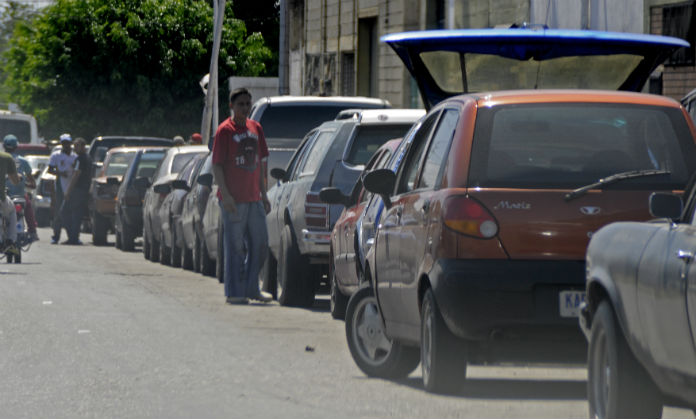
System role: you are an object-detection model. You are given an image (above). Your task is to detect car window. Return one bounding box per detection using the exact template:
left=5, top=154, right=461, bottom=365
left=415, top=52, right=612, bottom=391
left=345, top=124, right=414, bottom=166
left=357, top=148, right=393, bottom=204
left=177, top=157, right=197, bottom=182
left=171, top=153, right=199, bottom=175
left=469, top=103, right=696, bottom=189
left=297, top=130, right=335, bottom=178
left=418, top=109, right=459, bottom=189
left=136, top=151, right=166, bottom=180
left=104, top=152, right=136, bottom=177
left=259, top=105, right=361, bottom=140
left=396, top=112, right=440, bottom=194
left=285, top=130, right=317, bottom=181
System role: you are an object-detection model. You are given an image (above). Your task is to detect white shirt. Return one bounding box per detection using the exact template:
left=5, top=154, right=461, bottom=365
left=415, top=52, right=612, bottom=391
left=49, top=149, right=77, bottom=193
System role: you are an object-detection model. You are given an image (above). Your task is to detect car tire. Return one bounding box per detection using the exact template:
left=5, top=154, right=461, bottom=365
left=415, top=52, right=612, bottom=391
left=216, top=223, right=224, bottom=283
left=171, top=229, right=181, bottom=268
left=121, top=221, right=135, bottom=252
left=277, top=224, right=314, bottom=307
left=115, top=229, right=122, bottom=250
left=150, top=233, right=160, bottom=263
left=182, top=245, right=193, bottom=270
left=260, top=247, right=277, bottom=299
left=143, top=230, right=151, bottom=259
left=588, top=300, right=663, bottom=419
left=330, top=259, right=348, bottom=320
left=159, top=231, right=171, bottom=266
left=345, top=286, right=420, bottom=378
left=421, top=288, right=466, bottom=394
left=92, top=212, right=108, bottom=246
left=193, top=234, right=202, bottom=273
left=200, top=237, right=215, bottom=276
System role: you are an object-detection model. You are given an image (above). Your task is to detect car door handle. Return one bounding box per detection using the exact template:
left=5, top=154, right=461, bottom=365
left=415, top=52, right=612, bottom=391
left=677, top=249, right=694, bottom=263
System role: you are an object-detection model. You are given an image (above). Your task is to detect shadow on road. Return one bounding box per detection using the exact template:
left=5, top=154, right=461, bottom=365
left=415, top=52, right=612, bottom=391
left=391, top=376, right=587, bottom=400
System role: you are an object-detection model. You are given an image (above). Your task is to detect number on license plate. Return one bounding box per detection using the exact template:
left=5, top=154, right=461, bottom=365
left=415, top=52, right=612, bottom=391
left=559, top=290, right=586, bottom=318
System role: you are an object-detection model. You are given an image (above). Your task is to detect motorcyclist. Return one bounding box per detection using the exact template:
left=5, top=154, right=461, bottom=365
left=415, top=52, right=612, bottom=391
left=3, top=134, right=39, bottom=242
left=0, top=144, right=20, bottom=251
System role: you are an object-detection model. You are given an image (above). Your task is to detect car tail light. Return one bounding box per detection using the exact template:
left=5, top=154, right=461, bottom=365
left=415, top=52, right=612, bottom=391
left=305, top=191, right=328, bottom=229
left=14, top=203, right=23, bottom=213
left=443, top=195, right=498, bottom=239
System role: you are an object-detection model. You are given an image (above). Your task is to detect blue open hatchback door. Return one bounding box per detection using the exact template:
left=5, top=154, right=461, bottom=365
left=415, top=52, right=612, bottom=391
left=382, top=28, right=689, bottom=108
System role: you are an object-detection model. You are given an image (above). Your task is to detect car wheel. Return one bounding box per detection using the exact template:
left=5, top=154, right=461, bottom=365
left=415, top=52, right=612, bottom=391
left=421, top=288, right=466, bottom=394
left=200, top=237, right=215, bottom=276
left=345, top=286, right=419, bottom=378
left=277, top=224, right=314, bottom=307
left=115, top=229, right=122, bottom=250
left=216, top=223, right=224, bottom=283
left=121, top=221, right=135, bottom=252
left=182, top=244, right=193, bottom=270
left=170, top=229, right=181, bottom=268
left=150, top=233, right=160, bottom=263
left=159, top=231, right=171, bottom=266
left=588, top=300, right=663, bottom=419
left=92, top=212, right=108, bottom=245
left=330, top=259, right=348, bottom=320
left=260, top=247, right=277, bottom=299
left=143, top=230, right=151, bottom=259
left=193, top=234, right=201, bottom=273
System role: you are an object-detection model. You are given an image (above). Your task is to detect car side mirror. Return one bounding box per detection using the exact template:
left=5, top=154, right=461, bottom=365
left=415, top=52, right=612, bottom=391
left=319, top=187, right=349, bottom=206
left=153, top=183, right=171, bottom=195
left=197, top=173, right=213, bottom=188
left=649, top=192, right=682, bottom=221
left=106, top=176, right=120, bottom=186
left=363, top=169, right=395, bottom=209
left=134, top=176, right=151, bottom=189
left=171, top=179, right=190, bottom=191
left=270, top=167, right=286, bottom=181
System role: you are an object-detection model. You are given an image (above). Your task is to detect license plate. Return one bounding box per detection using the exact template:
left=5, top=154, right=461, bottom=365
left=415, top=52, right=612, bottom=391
left=559, top=290, right=586, bottom=318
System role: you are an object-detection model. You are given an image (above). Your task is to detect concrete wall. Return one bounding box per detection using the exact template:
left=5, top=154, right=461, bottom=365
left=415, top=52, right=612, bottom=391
left=227, top=77, right=279, bottom=101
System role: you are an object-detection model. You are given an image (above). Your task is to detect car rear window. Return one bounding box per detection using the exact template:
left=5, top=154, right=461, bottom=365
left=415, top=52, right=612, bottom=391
left=258, top=105, right=367, bottom=143
left=136, top=151, right=166, bottom=179
left=104, top=152, right=136, bottom=176
left=171, top=152, right=203, bottom=175
left=469, top=103, right=696, bottom=189
left=344, top=124, right=414, bottom=166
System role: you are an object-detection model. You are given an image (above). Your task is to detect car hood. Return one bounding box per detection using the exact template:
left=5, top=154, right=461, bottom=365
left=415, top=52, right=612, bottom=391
left=382, top=28, right=689, bottom=109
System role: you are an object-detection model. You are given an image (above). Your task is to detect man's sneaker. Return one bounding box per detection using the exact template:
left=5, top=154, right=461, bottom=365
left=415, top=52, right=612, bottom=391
left=250, top=291, right=273, bottom=303
left=29, top=232, right=39, bottom=242
left=226, top=296, right=249, bottom=305
left=50, top=237, right=59, bottom=245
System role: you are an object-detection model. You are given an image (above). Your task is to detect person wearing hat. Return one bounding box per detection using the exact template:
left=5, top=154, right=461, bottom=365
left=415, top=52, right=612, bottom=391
left=173, top=135, right=185, bottom=146
left=189, top=133, right=202, bottom=145
left=3, top=134, right=39, bottom=242
left=47, top=133, right=77, bottom=244
left=61, top=137, right=92, bottom=245
left=0, top=137, right=21, bottom=251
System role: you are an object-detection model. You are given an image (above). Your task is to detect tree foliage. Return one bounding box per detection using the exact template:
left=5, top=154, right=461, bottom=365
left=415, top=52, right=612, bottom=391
left=0, top=1, right=38, bottom=106
left=2, top=0, right=272, bottom=140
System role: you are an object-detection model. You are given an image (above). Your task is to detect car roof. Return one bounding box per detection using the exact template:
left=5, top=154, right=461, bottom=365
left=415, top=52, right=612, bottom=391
left=254, top=95, right=390, bottom=107
left=463, top=89, right=682, bottom=108
left=91, top=135, right=173, bottom=142
left=335, top=108, right=426, bottom=124
left=382, top=28, right=689, bottom=109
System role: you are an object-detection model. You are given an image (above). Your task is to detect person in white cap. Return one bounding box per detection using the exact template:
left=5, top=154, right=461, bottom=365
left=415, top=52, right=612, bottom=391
left=48, top=133, right=77, bottom=244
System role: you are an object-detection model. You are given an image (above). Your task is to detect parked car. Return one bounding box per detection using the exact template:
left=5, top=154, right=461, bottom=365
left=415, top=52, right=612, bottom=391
left=32, top=165, right=54, bottom=227
left=199, top=175, right=221, bottom=278
left=262, top=108, right=424, bottom=307
left=143, top=145, right=208, bottom=262
left=319, top=137, right=404, bottom=319
left=88, top=135, right=173, bottom=177
left=180, top=153, right=213, bottom=271
left=113, top=147, right=170, bottom=251
left=89, top=147, right=139, bottom=245
left=249, top=95, right=391, bottom=182
left=343, top=28, right=693, bottom=394
left=580, top=191, right=696, bottom=418
left=157, top=152, right=207, bottom=267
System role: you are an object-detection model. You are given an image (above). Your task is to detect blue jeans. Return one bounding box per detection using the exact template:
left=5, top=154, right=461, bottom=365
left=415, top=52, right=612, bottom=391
left=220, top=200, right=268, bottom=298
left=63, top=188, right=88, bottom=243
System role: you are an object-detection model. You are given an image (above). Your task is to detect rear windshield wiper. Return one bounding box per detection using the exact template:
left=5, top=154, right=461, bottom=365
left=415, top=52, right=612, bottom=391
left=564, top=169, right=671, bottom=202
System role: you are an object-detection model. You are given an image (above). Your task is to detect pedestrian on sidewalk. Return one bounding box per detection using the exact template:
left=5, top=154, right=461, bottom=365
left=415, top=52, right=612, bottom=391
left=212, top=87, right=273, bottom=305
left=48, top=133, right=77, bottom=244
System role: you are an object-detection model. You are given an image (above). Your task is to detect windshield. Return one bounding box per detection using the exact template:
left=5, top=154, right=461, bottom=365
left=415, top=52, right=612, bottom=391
left=258, top=105, right=366, bottom=146
left=469, top=103, right=696, bottom=189
left=104, top=152, right=136, bottom=176
left=0, top=118, right=31, bottom=143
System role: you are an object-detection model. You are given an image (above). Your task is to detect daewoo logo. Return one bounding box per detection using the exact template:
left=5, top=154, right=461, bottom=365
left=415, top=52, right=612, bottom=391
left=580, top=206, right=601, bottom=215
left=493, top=201, right=531, bottom=210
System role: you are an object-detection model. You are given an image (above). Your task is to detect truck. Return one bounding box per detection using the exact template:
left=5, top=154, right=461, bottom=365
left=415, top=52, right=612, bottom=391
left=0, top=104, right=42, bottom=145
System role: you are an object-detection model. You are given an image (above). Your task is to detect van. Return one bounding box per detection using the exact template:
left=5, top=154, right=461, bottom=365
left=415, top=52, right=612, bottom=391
left=0, top=106, right=41, bottom=145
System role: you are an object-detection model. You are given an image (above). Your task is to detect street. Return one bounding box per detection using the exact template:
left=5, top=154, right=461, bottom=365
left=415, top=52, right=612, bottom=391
left=0, top=227, right=692, bottom=419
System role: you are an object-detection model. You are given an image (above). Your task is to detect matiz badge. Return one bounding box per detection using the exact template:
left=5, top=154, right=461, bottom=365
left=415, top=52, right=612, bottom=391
left=580, top=206, right=601, bottom=215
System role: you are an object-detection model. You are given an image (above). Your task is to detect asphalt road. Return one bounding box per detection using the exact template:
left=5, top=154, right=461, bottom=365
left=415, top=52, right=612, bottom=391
left=0, top=228, right=693, bottom=418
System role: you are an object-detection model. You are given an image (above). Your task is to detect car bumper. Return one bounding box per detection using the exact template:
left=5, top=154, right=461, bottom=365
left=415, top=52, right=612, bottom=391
left=300, top=228, right=330, bottom=262
left=33, top=195, right=51, bottom=210
left=95, top=198, right=116, bottom=217
left=430, top=259, right=586, bottom=342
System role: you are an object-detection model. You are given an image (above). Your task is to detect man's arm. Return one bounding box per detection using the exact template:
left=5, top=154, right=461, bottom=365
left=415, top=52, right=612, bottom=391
left=213, top=163, right=236, bottom=213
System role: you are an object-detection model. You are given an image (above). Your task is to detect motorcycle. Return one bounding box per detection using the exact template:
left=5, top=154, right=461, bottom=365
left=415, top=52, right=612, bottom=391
left=2, top=195, right=32, bottom=263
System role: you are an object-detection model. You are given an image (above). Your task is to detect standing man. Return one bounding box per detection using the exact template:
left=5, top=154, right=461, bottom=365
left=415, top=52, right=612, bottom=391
left=3, top=134, right=39, bottom=242
left=212, top=87, right=272, bottom=305
left=0, top=147, right=20, bottom=250
left=48, top=133, right=77, bottom=244
left=62, top=138, right=91, bottom=245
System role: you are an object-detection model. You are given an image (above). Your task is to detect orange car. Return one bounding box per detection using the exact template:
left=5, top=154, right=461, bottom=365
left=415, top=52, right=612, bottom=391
left=344, top=28, right=696, bottom=394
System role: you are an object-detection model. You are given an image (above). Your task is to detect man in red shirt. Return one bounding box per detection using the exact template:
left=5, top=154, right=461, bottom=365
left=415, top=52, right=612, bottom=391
left=212, top=87, right=272, bottom=305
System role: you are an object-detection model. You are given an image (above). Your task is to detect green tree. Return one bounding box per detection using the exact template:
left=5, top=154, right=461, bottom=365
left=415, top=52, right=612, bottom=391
left=232, top=0, right=278, bottom=76
left=0, top=1, right=38, bottom=106
left=2, top=0, right=272, bottom=140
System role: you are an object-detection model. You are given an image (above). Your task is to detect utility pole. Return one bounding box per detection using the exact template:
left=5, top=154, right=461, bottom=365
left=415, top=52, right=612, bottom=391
left=201, top=0, right=226, bottom=147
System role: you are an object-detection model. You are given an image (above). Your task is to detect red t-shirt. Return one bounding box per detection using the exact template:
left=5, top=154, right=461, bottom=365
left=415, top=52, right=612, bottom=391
left=212, top=117, right=269, bottom=203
